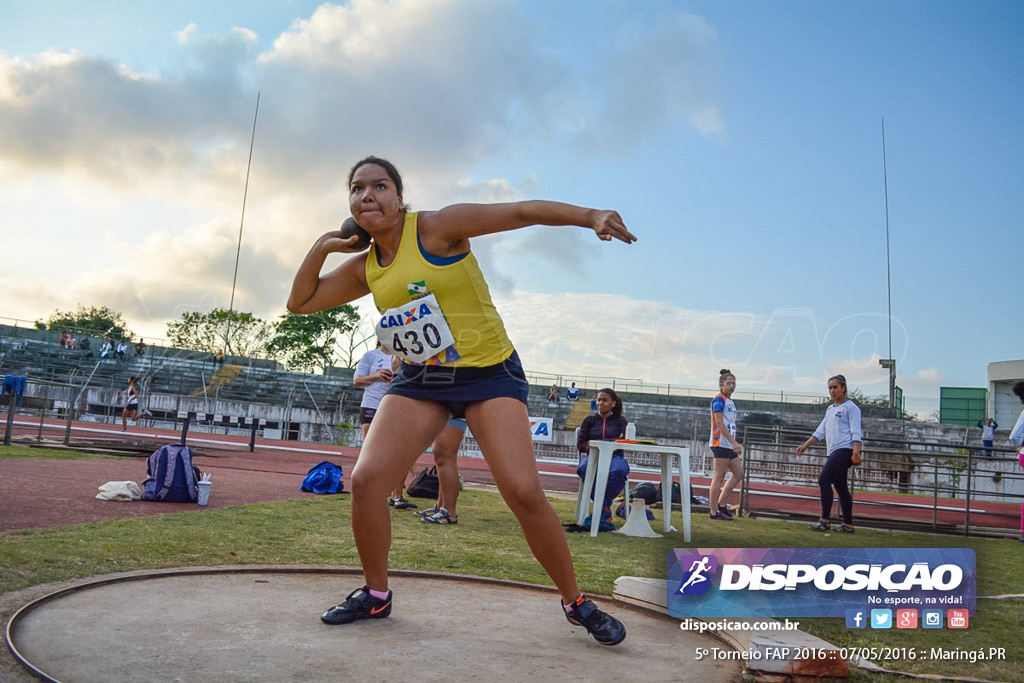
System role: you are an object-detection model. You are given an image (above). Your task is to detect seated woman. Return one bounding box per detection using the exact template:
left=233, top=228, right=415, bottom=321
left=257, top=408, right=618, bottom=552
left=576, top=388, right=630, bottom=531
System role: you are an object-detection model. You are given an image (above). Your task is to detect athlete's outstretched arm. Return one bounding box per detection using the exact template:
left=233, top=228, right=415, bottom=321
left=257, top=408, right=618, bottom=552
left=420, top=201, right=637, bottom=249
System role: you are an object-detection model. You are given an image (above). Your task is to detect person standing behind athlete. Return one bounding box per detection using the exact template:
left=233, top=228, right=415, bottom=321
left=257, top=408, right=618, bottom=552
left=1008, top=381, right=1024, bottom=543
left=977, top=417, right=999, bottom=457
left=415, top=418, right=467, bottom=525
left=576, top=388, right=629, bottom=531
left=708, top=369, right=743, bottom=521
left=796, top=375, right=862, bottom=533
left=288, top=156, right=633, bottom=645
left=353, top=343, right=416, bottom=509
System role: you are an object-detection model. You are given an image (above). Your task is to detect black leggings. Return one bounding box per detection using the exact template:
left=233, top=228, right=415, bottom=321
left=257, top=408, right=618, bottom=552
left=818, top=448, right=854, bottom=525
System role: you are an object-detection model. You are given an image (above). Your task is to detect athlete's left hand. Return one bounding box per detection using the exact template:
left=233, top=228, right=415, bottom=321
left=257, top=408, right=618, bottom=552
left=591, top=210, right=637, bottom=244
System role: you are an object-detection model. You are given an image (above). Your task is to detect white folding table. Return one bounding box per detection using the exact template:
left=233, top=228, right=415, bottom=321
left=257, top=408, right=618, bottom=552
left=575, top=440, right=691, bottom=541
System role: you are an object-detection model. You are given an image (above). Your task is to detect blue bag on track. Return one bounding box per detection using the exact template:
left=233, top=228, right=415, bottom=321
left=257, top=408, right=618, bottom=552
left=143, top=443, right=200, bottom=503
left=301, top=461, right=345, bottom=495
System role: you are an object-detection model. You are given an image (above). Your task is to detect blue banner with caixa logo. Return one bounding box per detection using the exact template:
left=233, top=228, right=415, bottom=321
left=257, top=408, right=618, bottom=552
left=667, top=548, right=975, bottom=618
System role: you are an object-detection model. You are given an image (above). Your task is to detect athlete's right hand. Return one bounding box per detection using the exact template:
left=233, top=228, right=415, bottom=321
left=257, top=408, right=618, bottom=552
left=316, top=230, right=367, bottom=254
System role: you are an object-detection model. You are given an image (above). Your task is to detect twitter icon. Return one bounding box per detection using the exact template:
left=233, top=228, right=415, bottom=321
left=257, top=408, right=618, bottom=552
left=870, top=609, right=892, bottom=629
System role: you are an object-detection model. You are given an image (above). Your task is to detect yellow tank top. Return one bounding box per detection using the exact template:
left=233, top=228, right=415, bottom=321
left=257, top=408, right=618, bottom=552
left=365, top=211, right=514, bottom=367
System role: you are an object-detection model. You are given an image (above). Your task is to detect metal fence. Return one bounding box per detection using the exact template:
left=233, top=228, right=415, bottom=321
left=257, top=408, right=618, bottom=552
left=738, top=425, right=1023, bottom=536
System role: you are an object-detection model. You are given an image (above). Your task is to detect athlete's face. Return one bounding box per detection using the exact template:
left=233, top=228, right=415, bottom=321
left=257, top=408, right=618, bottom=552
left=720, top=377, right=736, bottom=397
left=595, top=392, right=616, bottom=417
left=349, top=164, right=403, bottom=230
left=828, top=380, right=846, bottom=404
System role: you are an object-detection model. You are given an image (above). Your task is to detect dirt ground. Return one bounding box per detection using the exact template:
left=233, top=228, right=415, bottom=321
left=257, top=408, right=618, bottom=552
left=0, top=447, right=354, bottom=532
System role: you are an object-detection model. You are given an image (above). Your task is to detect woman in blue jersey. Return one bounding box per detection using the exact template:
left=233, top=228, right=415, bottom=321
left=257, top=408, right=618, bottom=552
left=708, top=369, right=743, bottom=521
left=288, top=157, right=635, bottom=645
left=796, top=375, right=863, bottom=533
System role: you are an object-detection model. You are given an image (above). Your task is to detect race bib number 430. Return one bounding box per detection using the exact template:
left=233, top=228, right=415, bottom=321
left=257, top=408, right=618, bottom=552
left=375, top=293, right=457, bottom=364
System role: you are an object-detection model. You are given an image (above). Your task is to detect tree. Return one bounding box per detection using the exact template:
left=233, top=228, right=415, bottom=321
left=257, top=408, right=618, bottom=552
left=46, top=305, right=134, bottom=339
left=166, top=308, right=273, bottom=357
left=266, top=306, right=361, bottom=373
left=815, top=388, right=913, bottom=419
left=336, top=317, right=378, bottom=369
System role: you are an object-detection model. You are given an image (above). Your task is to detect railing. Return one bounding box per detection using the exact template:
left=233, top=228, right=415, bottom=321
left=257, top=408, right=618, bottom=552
left=2, top=378, right=77, bottom=446
left=523, top=369, right=830, bottom=406
left=738, top=425, right=1024, bottom=536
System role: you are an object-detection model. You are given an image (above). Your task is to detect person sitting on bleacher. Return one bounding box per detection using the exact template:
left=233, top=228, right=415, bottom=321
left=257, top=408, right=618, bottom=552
left=576, top=387, right=630, bottom=532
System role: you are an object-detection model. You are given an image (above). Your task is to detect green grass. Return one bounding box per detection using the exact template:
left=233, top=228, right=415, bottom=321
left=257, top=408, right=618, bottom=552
left=0, top=444, right=121, bottom=460
left=2, top=449, right=1022, bottom=681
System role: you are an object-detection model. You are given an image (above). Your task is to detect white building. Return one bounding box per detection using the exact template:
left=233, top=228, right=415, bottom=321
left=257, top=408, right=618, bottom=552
left=988, top=360, right=1024, bottom=430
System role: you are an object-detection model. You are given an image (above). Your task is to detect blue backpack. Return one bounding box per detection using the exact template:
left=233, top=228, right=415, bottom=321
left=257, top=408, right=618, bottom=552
left=301, top=461, right=345, bottom=495
left=143, top=444, right=201, bottom=503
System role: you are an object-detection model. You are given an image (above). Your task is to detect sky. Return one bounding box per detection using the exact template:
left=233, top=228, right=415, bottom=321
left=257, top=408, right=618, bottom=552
left=1, top=0, right=1021, bottom=418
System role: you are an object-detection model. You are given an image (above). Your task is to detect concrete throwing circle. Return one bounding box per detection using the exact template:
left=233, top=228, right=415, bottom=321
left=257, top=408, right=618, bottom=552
left=5, top=566, right=739, bottom=682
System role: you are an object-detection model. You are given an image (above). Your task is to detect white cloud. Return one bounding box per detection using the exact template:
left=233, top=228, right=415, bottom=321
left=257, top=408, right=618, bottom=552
left=230, top=27, right=258, bottom=44
left=0, top=0, right=731, bottom=373
left=176, top=23, right=198, bottom=44
left=492, top=292, right=944, bottom=407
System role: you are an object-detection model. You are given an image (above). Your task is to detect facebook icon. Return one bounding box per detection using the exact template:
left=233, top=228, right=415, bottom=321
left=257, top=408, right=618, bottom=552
left=845, top=609, right=866, bottom=629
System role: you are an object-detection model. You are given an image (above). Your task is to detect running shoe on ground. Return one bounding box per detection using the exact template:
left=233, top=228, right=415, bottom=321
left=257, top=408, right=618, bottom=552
left=388, top=497, right=417, bottom=510
left=808, top=520, right=830, bottom=531
left=421, top=507, right=457, bottom=525
left=709, top=511, right=732, bottom=521
left=414, top=506, right=439, bottom=518
left=321, top=586, right=392, bottom=625
left=717, top=504, right=733, bottom=519
left=563, top=595, right=626, bottom=646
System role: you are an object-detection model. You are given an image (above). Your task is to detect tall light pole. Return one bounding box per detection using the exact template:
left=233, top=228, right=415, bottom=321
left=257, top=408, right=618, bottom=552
left=879, top=118, right=896, bottom=410
left=225, top=92, right=261, bottom=354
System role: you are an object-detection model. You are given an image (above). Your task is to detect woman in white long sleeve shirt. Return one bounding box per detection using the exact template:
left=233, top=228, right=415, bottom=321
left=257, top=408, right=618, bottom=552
left=1010, top=381, right=1024, bottom=543
left=796, top=375, right=862, bottom=533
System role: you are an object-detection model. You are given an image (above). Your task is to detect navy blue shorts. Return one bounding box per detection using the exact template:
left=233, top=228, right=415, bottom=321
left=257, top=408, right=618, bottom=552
left=712, top=446, right=738, bottom=460
left=386, top=350, right=529, bottom=419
